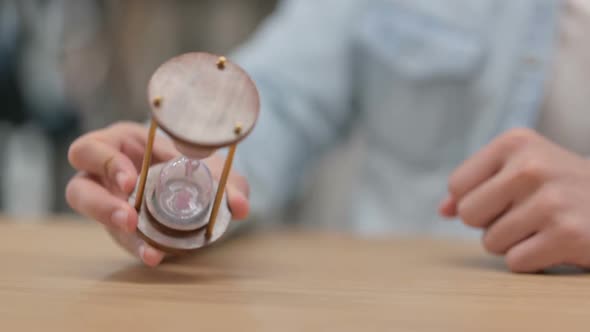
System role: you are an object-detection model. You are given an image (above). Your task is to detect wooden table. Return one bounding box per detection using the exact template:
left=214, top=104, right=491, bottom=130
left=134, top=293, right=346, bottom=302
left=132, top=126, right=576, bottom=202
left=1, top=219, right=589, bottom=331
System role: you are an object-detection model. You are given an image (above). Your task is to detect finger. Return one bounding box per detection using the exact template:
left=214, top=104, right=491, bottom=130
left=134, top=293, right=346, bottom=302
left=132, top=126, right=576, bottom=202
left=209, top=166, right=249, bottom=199
left=505, top=231, right=562, bottom=273
left=151, top=137, right=182, bottom=163
left=482, top=196, right=541, bottom=255
left=230, top=173, right=250, bottom=199
left=120, top=139, right=148, bottom=171
left=438, top=195, right=458, bottom=218
left=107, top=122, right=180, bottom=163
left=448, top=130, right=537, bottom=201
left=104, top=121, right=154, bottom=147
left=456, top=168, right=519, bottom=228
left=204, top=154, right=250, bottom=220
left=120, top=131, right=179, bottom=171
left=140, top=243, right=166, bottom=267
left=68, top=139, right=138, bottom=194
left=66, top=174, right=137, bottom=233
left=106, top=226, right=165, bottom=267
left=448, top=146, right=505, bottom=201
left=227, top=184, right=250, bottom=220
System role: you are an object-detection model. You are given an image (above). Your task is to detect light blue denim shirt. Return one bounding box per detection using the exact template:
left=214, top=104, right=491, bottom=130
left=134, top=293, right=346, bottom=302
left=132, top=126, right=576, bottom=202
left=230, top=0, right=561, bottom=237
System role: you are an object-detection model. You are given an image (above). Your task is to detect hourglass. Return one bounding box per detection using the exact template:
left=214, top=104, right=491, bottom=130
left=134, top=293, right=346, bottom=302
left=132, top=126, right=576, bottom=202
left=130, top=52, right=260, bottom=254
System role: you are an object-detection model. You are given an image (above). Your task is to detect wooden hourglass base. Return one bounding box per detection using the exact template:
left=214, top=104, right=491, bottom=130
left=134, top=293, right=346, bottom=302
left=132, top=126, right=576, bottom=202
left=130, top=163, right=232, bottom=255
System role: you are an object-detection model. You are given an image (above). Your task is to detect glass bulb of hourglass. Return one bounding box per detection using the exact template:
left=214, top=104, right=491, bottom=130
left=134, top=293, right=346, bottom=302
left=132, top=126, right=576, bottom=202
left=154, top=156, right=213, bottom=226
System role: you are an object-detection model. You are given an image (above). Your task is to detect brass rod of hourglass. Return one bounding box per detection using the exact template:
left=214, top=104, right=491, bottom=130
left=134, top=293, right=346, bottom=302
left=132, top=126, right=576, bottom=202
left=134, top=118, right=158, bottom=211
left=206, top=143, right=238, bottom=239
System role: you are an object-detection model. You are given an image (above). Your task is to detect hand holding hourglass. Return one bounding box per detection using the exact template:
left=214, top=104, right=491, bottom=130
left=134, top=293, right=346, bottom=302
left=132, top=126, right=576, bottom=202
left=65, top=53, right=258, bottom=266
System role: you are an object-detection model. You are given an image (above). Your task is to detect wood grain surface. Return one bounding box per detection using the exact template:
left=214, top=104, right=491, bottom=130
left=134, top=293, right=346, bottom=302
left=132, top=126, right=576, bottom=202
left=1, top=217, right=589, bottom=331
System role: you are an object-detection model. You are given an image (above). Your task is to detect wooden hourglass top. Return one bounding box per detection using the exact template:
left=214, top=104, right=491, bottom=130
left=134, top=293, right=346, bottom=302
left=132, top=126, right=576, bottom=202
left=148, top=52, right=260, bottom=149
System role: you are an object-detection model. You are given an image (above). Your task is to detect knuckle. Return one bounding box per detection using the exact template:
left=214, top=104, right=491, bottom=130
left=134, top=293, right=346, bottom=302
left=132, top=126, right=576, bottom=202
left=556, top=217, right=583, bottom=241
left=537, top=187, right=565, bottom=217
left=497, top=128, right=537, bottom=152
left=514, top=159, right=546, bottom=183
left=482, top=233, right=502, bottom=255
left=457, top=200, right=477, bottom=227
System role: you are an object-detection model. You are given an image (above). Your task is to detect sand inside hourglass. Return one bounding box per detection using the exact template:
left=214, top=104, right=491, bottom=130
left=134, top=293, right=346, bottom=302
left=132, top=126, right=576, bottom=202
left=151, top=157, right=213, bottom=227
left=158, top=178, right=206, bottom=221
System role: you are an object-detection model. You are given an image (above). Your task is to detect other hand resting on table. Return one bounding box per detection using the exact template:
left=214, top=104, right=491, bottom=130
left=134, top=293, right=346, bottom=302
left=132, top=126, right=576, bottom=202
left=441, top=128, right=590, bottom=273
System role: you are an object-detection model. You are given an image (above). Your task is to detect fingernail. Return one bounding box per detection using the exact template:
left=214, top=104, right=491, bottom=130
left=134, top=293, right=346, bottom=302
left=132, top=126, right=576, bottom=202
left=116, top=172, right=128, bottom=191
left=111, top=209, right=129, bottom=232
left=438, top=195, right=457, bottom=218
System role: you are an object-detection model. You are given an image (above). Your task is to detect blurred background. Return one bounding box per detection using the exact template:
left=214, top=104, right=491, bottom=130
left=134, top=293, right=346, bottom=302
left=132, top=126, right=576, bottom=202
left=0, top=0, right=278, bottom=218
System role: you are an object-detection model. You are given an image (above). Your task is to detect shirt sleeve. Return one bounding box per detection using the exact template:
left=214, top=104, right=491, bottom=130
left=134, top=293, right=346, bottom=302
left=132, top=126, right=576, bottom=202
left=229, top=0, right=362, bottom=220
